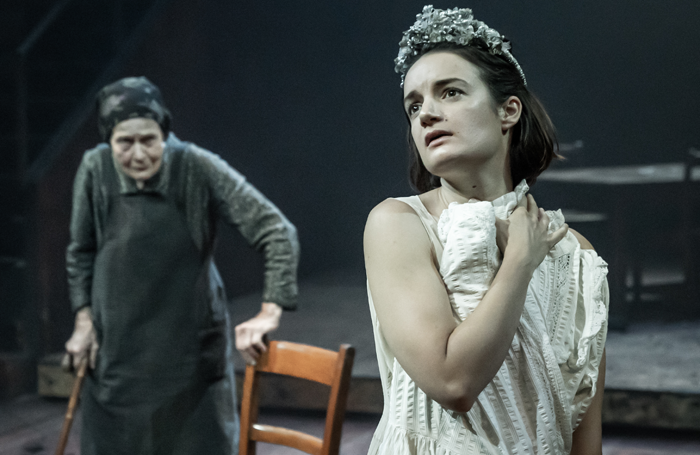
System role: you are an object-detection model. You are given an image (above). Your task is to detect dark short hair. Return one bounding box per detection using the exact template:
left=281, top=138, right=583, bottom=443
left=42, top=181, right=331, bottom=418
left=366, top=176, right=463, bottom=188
left=405, top=43, right=560, bottom=193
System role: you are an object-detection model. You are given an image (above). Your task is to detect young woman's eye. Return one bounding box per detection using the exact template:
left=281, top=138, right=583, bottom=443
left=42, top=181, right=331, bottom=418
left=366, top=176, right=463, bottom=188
left=445, top=88, right=462, bottom=98
left=408, top=103, right=421, bottom=116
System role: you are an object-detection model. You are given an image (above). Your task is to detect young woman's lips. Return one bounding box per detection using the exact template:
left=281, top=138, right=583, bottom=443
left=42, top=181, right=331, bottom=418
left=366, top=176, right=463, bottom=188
left=425, top=131, right=452, bottom=147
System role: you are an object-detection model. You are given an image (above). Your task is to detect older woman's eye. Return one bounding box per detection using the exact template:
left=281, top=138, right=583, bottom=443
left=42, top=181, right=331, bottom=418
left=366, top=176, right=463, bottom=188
left=408, top=103, right=421, bottom=116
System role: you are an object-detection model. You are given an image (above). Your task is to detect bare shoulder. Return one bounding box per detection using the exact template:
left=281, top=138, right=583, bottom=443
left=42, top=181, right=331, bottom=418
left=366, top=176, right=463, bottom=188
left=569, top=228, right=595, bottom=251
left=365, top=198, right=421, bottom=235
left=364, top=198, right=431, bottom=258
left=368, top=198, right=418, bottom=218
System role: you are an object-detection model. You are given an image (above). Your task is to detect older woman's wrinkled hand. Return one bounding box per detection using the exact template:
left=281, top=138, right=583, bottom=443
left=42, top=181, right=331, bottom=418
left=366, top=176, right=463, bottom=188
left=235, top=302, right=282, bottom=365
left=65, top=306, right=99, bottom=370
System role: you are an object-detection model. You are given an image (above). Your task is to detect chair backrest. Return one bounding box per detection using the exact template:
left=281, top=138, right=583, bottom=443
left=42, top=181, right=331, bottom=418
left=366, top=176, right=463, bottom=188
left=239, top=341, right=355, bottom=455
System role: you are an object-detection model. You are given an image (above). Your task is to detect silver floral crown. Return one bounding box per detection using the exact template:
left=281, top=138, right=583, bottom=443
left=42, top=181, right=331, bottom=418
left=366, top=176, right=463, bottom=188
left=395, top=5, right=527, bottom=87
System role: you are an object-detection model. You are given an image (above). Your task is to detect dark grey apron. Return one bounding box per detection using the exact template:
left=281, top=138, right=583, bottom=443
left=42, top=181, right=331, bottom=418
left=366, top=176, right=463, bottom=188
left=80, top=151, right=233, bottom=455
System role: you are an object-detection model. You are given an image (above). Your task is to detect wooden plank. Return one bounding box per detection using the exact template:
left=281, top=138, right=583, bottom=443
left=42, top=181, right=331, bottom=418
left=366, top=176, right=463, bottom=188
left=250, top=424, right=322, bottom=454
left=603, top=389, right=700, bottom=431
left=37, top=364, right=73, bottom=398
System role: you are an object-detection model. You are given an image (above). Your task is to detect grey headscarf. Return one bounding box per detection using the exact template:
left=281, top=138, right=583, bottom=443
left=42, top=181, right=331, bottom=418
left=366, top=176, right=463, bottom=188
left=96, top=76, right=171, bottom=141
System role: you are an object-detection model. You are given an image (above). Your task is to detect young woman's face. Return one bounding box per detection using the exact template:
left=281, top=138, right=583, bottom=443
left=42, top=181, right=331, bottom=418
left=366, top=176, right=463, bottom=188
left=110, top=118, right=165, bottom=183
left=403, top=51, right=509, bottom=179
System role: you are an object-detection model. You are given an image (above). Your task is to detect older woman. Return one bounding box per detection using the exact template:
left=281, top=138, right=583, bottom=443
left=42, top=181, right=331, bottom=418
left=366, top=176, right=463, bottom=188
left=364, top=6, right=608, bottom=454
left=64, top=77, right=299, bottom=455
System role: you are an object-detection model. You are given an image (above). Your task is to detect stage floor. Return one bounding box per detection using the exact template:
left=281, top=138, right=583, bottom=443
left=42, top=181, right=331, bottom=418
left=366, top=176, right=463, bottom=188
left=230, top=272, right=700, bottom=394
left=230, top=271, right=700, bottom=429
left=2, top=273, right=699, bottom=453
left=2, top=396, right=700, bottom=455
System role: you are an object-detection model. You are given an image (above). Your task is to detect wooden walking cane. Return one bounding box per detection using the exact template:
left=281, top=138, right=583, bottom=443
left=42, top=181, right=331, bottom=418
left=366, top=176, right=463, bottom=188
left=55, top=356, right=89, bottom=455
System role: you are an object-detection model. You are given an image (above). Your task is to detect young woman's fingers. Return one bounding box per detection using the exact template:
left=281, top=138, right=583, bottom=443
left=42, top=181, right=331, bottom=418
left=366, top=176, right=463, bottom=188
left=517, top=193, right=528, bottom=210
left=548, top=223, right=569, bottom=247
left=511, top=193, right=528, bottom=217
left=538, top=209, right=550, bottom=230
left=527, top=194, right=539, bottom=215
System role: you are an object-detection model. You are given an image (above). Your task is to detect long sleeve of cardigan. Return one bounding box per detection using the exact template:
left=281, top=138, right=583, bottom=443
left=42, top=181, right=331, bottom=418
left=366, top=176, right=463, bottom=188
left=190, top=146, right=300, bottom=310
left=66, top=152, right=98, bottom=312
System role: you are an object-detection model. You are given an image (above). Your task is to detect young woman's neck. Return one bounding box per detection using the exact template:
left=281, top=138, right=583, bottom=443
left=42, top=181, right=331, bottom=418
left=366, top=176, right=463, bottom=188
left=438, top=157, right=513, bottom=204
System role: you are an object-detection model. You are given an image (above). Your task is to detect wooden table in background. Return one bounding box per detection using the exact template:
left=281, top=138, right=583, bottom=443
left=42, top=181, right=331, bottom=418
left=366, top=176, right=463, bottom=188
left=538, top=162, right=700, bottom=328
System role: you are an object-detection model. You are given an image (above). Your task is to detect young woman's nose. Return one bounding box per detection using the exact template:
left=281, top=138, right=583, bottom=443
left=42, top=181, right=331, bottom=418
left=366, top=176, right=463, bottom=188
left=419, top=100, right=443, bottom=127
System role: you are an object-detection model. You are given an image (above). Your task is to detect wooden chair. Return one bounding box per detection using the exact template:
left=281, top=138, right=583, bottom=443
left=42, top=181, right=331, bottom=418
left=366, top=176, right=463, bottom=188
left=239, top=341, right=355, bottom=455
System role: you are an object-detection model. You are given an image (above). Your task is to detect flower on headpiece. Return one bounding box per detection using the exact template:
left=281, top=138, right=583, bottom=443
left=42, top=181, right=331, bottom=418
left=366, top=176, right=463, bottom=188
left=394, top=5, right=527, bottom=87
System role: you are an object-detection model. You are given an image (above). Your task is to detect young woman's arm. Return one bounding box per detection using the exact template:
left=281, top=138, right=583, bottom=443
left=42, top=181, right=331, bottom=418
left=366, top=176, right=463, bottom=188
left=571, top=350, right=606, bottom=455
left=568, top=228, right=605, bottom=455
left=364, top=194, right=567, bottom=412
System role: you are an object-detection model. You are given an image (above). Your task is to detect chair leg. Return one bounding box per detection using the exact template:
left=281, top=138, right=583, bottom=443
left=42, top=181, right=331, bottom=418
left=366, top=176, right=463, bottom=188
left=239, top=364, right=260, bottom=455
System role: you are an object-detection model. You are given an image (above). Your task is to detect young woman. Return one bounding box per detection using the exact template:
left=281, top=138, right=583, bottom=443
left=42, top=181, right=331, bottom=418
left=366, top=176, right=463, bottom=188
left=364, top=6, right=608, bottom=454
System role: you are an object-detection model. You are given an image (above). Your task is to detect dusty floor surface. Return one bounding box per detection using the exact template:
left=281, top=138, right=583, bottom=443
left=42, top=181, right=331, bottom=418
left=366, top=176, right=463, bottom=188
left=2, top=396, right=700, bottom=455
left=4, top=274, right=698, bottom=454
left=230, top=275, right=700, bottom=394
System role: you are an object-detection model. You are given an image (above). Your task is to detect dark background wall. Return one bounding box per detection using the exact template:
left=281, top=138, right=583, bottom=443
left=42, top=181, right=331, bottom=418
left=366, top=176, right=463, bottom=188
left=6, top=0, right=700, bottom=353
left=93, top=0, right=700, bottom=272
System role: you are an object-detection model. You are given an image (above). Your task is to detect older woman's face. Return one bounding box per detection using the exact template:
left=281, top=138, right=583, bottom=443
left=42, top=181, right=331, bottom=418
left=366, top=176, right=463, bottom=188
left=403, top=51, right=508, bottom=179
left=110, top=118, right=165, bottom=184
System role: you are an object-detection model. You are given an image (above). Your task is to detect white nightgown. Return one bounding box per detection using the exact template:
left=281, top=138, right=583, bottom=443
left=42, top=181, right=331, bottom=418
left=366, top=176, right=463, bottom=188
left=367, top=181, right=608, bottom=454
